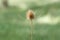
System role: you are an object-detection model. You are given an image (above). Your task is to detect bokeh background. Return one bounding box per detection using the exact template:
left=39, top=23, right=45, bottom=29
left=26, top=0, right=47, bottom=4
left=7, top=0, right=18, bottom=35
left=0, top=0, right=60, bottom=40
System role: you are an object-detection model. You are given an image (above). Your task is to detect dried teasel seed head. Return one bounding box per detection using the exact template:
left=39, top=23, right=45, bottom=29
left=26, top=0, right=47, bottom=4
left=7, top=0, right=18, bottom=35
left=26, top=10, right=34, bottom=20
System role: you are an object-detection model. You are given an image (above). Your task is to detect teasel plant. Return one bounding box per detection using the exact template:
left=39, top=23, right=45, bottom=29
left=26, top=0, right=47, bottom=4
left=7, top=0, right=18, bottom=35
left=26, top=10, right=35, bottom=40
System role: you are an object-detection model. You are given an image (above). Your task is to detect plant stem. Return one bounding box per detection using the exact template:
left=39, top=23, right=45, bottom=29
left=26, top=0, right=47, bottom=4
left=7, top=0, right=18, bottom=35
left=30, top=19, right=33, bottom=40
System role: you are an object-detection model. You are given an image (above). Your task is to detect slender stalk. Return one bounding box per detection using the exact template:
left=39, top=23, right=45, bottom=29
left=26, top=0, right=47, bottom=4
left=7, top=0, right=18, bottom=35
left=30, top=19, right=33, bottom=40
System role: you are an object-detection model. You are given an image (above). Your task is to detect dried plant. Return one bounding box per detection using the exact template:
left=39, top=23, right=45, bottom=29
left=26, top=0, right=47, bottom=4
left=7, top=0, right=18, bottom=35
left=26, top=10, right=34, bottom=40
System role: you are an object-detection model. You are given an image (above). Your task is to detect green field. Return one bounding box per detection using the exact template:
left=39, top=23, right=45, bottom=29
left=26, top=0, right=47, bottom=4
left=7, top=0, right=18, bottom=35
left=0, top=2, right=60, bottom=40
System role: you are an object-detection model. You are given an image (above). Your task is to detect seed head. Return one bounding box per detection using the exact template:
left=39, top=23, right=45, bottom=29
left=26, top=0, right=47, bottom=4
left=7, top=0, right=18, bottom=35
left=26, top=10, right=34, bottom=20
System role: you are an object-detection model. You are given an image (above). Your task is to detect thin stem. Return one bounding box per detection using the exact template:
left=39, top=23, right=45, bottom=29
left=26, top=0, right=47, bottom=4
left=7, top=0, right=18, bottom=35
left=30, top=19, right=33, bottom=40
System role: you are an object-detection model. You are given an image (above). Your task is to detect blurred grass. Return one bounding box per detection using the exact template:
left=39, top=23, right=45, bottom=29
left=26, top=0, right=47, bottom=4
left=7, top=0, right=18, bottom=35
left=0, top=2, right=60, bottom=40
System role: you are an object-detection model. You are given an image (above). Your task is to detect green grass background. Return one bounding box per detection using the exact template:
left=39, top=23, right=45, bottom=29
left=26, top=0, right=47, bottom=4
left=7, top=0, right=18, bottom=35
left=0, top=2, right=60, bottom=40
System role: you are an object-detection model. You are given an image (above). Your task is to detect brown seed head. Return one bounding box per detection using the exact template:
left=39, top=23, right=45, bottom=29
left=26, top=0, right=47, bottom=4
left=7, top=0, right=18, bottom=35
left=26, top=10, right=34, bottom=20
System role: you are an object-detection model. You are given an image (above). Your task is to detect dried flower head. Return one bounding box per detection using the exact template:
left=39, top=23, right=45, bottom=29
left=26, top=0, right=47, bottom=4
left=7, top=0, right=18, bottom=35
left=26, top=10, right=34, bottom=20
